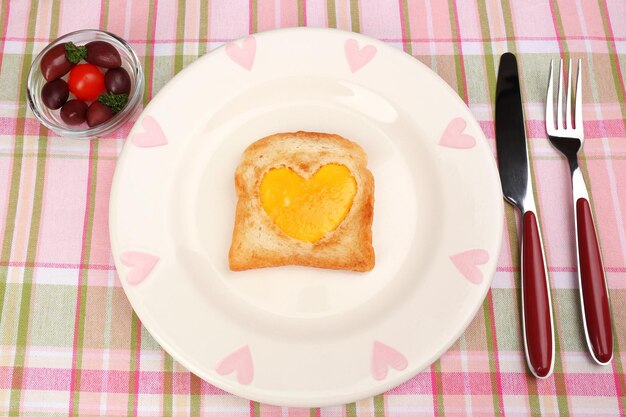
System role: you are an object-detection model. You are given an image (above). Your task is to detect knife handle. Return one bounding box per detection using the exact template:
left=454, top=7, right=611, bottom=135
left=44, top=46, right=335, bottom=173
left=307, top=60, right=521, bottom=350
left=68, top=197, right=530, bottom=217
left=521, top=211, right=555, bottom=378
left=575, top=197, right=613, bottom=364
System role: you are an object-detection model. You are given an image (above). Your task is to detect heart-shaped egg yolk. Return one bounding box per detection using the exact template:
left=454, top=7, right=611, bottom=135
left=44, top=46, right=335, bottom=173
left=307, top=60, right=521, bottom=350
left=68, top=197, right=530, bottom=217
left=260, top=164, right=357, bottom=242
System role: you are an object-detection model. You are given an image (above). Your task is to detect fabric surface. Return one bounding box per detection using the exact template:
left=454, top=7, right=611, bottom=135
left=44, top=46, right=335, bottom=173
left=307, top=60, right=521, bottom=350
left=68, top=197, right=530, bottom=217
left=1, top=0, right=625, bottom=416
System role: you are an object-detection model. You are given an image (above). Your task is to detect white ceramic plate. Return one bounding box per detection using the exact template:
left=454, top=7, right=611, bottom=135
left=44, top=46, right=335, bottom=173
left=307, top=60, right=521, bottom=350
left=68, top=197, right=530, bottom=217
left=110, top=28, right=503, bottom=407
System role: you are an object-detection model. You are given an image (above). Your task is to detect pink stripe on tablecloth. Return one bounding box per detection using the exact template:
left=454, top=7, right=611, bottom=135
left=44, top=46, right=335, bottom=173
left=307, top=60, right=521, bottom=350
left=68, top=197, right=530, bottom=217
left=478, top=119, right=626, bottom=140
left=304, top=0, right=325, bottom=27
left=358, top=0, right=401, bottom=40
left=256, top=0, right=275, bottom=31
left=0, top=261, right=116, bottom=270
left=286, top=407, right=313, bottom=417
left=388, top=371, right=437, bottom=395
left=0, top=367, right=229, bottom=394
left=564, top=373, right=620, bottom=396
left=280, top=0, right=298, bottom=27
left=58, top=0, right=102, bottom=34
left=0, top=155, right=11, bottom=246
left=397, top=0, right=407, bottom=52
left=430, top=364, right=439, bottom=417
left=36, top=157, right=89, bottom=266
left=132, top=321, right=141, bottom=417
left=0, top=117, right=137, bottom=139
left=87, top=158, right=116, bottom=266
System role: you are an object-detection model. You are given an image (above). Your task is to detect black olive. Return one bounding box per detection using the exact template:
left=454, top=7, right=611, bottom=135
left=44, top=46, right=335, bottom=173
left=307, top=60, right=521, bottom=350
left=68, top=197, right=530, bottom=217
left=85, top=41, right=121, bottom=68
left=41, top=79, right=69, bottom=110
left=40, top=43, right=74, bottom=81
left=86, top=101, right=114, bottom=127
left=105, top=68, right=131, bottom=94
left=60, top=100, right=88, bottom=125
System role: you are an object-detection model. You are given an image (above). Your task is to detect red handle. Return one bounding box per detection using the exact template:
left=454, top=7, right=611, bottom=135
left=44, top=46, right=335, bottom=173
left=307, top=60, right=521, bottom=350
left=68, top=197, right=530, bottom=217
left=522, top=211, right=554, bottom=378
left=576, top=198, right=613, bottom=364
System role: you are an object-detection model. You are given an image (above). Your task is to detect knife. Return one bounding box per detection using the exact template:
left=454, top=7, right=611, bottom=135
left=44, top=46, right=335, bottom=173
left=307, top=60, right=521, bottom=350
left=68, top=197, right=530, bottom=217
left=496, top=52, right=555, bottom=378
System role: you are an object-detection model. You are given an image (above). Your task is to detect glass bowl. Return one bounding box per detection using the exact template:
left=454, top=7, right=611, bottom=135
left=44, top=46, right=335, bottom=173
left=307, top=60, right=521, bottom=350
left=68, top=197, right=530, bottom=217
left=27, top=29, right=144, bottom=139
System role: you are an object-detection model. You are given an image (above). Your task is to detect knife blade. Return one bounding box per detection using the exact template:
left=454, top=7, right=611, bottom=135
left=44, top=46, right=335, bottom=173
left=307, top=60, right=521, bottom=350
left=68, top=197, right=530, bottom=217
left=495, top=52, right=555, bottom=379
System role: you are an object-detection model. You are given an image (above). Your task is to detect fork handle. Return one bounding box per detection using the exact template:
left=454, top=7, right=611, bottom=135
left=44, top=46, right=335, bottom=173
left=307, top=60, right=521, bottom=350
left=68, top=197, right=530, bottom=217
left=575, top=197, right=613, bottom=364
left=521, top=210, right=555, bottom=378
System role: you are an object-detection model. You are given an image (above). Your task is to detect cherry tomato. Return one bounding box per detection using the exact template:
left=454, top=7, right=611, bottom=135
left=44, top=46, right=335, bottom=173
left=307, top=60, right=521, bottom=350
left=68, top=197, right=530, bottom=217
left=68, top=63, right=105, bottom=101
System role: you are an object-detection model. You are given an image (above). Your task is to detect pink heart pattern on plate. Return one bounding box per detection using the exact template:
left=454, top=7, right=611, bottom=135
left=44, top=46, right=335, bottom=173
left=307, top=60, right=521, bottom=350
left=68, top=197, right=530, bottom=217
left=439, top=117, right=476, bottom=149
left=225, top=36, right=256, bottom=71
left=120, top=251, right=159, bottom=285
left=450, top=249, right=490, bottom=284
left=371, top=341, right=408, bottom=381
left=345, top=39, right=377, bottom=73
left=216, top=345, right=254, bottom=385
left=132, top=116, right=168, bottom=148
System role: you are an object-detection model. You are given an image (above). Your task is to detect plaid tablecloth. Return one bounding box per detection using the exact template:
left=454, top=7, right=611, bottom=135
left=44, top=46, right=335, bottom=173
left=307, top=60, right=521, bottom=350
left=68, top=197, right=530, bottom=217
left=1, top=0, right=625, bottom=416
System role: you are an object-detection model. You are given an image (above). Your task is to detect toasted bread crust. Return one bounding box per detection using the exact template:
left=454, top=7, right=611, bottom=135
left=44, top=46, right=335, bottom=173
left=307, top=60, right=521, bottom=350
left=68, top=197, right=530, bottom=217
left=228, top=131, right=375, bottom=272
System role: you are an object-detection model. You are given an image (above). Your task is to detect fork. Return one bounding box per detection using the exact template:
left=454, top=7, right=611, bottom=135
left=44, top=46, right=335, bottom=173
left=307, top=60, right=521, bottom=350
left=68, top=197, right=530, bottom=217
left=546, top=59, right=614, bottom=365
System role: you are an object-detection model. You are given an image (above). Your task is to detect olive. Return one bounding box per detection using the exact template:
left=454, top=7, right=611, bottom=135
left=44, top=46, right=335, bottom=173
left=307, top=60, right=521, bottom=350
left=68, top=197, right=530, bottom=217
left=85, top=41, right=121, bottom=68
left=40, top=43, right=74, bottom=81
left=60, top=100, right=88, bottom=125
left=41, top=79, right=69, bottom=109
left=105, top=68, right=131, bottom=94
left=86, top=101, right=114, bottom=127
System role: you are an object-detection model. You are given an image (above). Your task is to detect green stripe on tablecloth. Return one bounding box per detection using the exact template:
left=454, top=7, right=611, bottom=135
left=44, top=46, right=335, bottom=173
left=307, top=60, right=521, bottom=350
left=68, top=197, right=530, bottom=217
left=250, top=0, right=258, bottom=33
left=253, top=401, right=261, bottom=416
left=597, top=2, right=626, bottom=412
left=101, top=0, right=110, bottom=29
left=298, top=0, right=306, bottom=25
left=399, top=0, right=412, bottom=55
left=475, top=3, right=506, bottom=416
left=143, top=0, right=156, bottom=104
left=127, top=315, right=141, bottom=416
left=326, top=0, right=336, bottom=28
left=434, top=361, right=445, bottom=416
left=349, top=0, right=360, bottom=32
left=599, top=0, right=626, bottom=123
left=163, top=354, right=174, bottom=416
left=345, top=402, right=357, bottom=417
left=373, top=394, right=385, bottom=417
left=7, top=1, right=53, bottom=415
left=50, top=1, right=60, bottom=40
left=190, top=373, right=202, bottom=416
left=70, top=140, right=99, bottom=417
left=198, top=0, right=209, bottom=55
left=0, top=1, right=8, bottom=46
left=0, top=152, right=118, bottom=160
left=309, top=408, right=318, bottom=417
left=175, top=0, right=186, bottom=74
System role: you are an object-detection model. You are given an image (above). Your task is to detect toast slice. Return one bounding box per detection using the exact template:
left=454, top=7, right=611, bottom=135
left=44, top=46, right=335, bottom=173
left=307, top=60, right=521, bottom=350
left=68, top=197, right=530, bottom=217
left=228, top=131, right=375, bottom=272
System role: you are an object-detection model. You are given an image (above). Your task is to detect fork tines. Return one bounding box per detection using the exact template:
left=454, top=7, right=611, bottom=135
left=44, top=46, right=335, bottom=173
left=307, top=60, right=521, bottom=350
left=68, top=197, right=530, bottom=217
left=546, top=58, right=583, bottom=136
